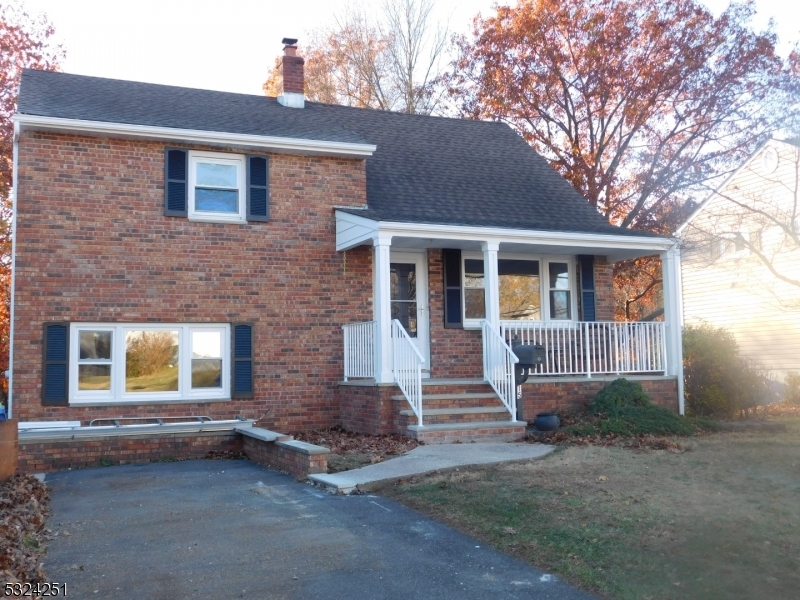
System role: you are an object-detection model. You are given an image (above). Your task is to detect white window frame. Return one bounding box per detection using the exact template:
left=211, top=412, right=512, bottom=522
left=188, top=150, right=246, bottom=224
left=461, top=253, right=577, bottom=328
left=69, top=323, right=231, bottom=405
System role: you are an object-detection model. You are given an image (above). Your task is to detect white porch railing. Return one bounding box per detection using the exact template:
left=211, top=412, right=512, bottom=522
left=481, top=320, right=519, bottom=419
left=500, top=320, right=667, bottom=377
left=342, top=321, right=376, bottom=381
left=392, top=319, right=425, bottom=426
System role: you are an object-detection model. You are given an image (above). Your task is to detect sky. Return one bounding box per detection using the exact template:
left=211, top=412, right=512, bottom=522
left=19, top=0, right=800, bottom=96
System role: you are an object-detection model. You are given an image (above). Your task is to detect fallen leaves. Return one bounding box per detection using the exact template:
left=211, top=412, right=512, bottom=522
left=0, top=474, right=50, bottom=584
left=292, top=426, right=419, bottom=472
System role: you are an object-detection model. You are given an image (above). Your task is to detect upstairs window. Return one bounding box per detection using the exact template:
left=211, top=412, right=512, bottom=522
left=165, top=149, right=269, bottom=223
left=189, top=152, right=246, bottom=223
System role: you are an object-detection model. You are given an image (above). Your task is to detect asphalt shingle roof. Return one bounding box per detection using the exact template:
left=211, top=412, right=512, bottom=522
left=18, top=69, right=649, bottom=237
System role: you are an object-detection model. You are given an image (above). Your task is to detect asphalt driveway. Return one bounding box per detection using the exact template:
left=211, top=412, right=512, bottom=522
left=44, top=460, right=594, bottom=599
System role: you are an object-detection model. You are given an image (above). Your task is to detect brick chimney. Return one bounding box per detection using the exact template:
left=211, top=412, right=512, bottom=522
left=277, top=37, right=305, bottom=108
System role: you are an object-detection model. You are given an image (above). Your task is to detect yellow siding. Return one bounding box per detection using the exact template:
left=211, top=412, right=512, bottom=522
left=682, top=140, right=800, bottom=383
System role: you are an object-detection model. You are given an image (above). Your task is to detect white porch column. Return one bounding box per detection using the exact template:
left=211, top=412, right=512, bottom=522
left=373, top=235, right=394, bottom=383
left=482, top=241, right=500, bottom=328
left=661, top=245, right=685, bottom=415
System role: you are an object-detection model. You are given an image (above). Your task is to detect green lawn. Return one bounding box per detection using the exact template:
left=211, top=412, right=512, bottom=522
left=382, top=418, right=800, bottom=600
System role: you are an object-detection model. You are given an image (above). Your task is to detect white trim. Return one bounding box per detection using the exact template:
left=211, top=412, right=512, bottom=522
left=373, top=237, right=393, bottom=383
left=334, top=210, right=674, bottom=258
left=188, top=150, right=246, bottom=224
left=277, top=92, right=305, bottom=108
left=69, top=323, right=230, bottom=405
left=14, top=114, right=376, bottom=158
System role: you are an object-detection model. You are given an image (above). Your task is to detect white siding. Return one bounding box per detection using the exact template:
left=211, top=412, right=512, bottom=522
left=681, top=140, right=800, bottom=383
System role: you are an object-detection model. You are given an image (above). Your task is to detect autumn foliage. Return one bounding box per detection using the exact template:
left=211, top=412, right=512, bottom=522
left=448, top=0, right=798, bottom=316
left=0, top=3, right=62, bottom=396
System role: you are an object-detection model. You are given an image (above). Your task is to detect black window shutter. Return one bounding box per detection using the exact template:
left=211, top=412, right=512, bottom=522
left=246, top=155, right=269, bottom=221
left=578, top=255, right=596, bottom=322
left=42, top=323, right=69, bottom=405
left=231, top=323, right=254, bottom=398
left=442, top=249, right=463, bottom=328
left=164, top=148, right=188, bottom=217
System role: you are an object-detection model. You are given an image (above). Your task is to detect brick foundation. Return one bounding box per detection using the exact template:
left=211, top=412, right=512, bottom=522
left=519, top=376, right=679, bottom=421
left=337, top=384, right=399, bottom=435
left=17, top=428, right=329, bottom=479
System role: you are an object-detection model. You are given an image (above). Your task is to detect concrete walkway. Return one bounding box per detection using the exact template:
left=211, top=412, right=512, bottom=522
left=309, top=442, right=555, bottom=494
left=44, top=459, right=594, bottom=600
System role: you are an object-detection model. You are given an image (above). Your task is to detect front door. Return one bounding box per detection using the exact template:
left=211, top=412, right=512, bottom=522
left=390, top=251, right=430, bottom=376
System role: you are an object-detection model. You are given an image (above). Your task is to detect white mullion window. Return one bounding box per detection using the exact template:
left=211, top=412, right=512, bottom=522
left=73, top=327, right=115, bottom=401
left=188, top=151, right=246, bottom=223
left=544, top=259, right=575, bottom=320
left=69, top=323, right=230, bottom=404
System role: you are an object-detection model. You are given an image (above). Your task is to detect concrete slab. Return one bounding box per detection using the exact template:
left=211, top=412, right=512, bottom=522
left=44, top=459, right=594, bottom=600
left=309, top=442, right=555, bottom=494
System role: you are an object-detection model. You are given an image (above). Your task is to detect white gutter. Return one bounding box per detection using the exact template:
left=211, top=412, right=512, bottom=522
left=14, top=114, right=376, bottom=158
left=7, top=121, right=19, bottom=418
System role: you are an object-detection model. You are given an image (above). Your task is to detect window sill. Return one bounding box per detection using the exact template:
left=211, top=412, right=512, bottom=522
left=188, top=215, right=247, bottom=225
left=69, top=397, right=231, bottom=407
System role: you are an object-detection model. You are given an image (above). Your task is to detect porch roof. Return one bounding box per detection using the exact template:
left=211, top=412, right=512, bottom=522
left=336, top=211, right=675, bottom=262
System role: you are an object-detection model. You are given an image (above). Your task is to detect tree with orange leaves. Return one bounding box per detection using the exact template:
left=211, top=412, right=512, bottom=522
left=448, top=0, right=798, bottom=318
left=0, top=2, right=63, bottom=397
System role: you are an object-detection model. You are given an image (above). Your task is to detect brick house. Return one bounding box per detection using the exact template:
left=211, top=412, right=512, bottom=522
left=9, top=41, right=684, bottom=455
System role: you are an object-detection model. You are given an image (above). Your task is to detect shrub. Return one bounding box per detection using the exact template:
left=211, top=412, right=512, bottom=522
left=588, top=378, right=651, bottom=415
left=597, top=405, right=697, bottom=436
left=683, top=323, right=773, bottom=418
left=786, top=373, right=800, bottom=405
left=571, top=378, right=699, bottom=437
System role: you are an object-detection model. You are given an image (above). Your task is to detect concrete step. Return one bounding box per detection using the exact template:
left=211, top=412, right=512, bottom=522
left=406, top=421, right=527, bottom=444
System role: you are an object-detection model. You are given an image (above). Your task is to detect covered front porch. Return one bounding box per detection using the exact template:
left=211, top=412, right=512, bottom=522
left=336, top=211, right=684, bottom=438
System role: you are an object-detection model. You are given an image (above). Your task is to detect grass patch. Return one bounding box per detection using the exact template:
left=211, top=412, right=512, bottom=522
left=383, top=420, right=800, bottom=599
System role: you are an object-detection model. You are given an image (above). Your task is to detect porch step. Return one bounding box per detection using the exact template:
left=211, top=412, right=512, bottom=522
left=399, top=406, right=510, bottom=426
left=406, top=421, right=527, bottom=444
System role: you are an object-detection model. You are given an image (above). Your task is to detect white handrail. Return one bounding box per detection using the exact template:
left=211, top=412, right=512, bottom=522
left=342, top=321, right=376, bottom=380
left=391, top=319, right=425, bottom=426
left=500, top=320, right=667, bottom=377
left=481, top=320, right=518, bottom=420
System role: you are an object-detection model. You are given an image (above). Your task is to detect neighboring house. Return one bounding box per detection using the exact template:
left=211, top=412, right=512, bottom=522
left=10, top=40, right=683, bottom=453
left=679, top=138, right=800, bottom=384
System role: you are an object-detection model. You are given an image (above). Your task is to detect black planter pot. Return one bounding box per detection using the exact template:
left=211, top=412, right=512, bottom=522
left=533, top=412, right=560, bottom=432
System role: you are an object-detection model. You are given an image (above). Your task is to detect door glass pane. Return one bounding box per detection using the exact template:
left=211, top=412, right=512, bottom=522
left=196, top=162, right=237, bottom=188
left=195, top=188, right=238, bottom=213
left=390, top=263, right=417, bottom=337
left=192, top=331, right=223, bottom=388
left=125, top=330, right=179, bottom=392
left=78, top=365, right=111, bottom=390
left=79, top=331, right=112, bottom=359
left=499, top=259, right=540, bottom=320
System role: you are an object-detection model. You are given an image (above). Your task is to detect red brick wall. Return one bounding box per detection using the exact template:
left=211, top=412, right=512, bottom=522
left=519, top=376, right=679, bottom=421
left=338, top=384, right=398, bottom=435
left=13, top=132, right=373, bottom=430
left=243, top=437, right=327, bottom=479
left=427, top=250, right=484, bottom=378
left=594, top=256, right=615, bottom=321
left=17, top=432, right=242, bottom=473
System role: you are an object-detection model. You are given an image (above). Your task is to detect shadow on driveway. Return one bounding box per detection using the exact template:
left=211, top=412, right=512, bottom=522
left=45, top=460, right=594, bottom=599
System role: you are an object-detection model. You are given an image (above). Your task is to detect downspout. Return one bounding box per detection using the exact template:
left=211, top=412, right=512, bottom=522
left=7, top=120, right=19, bottom=418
